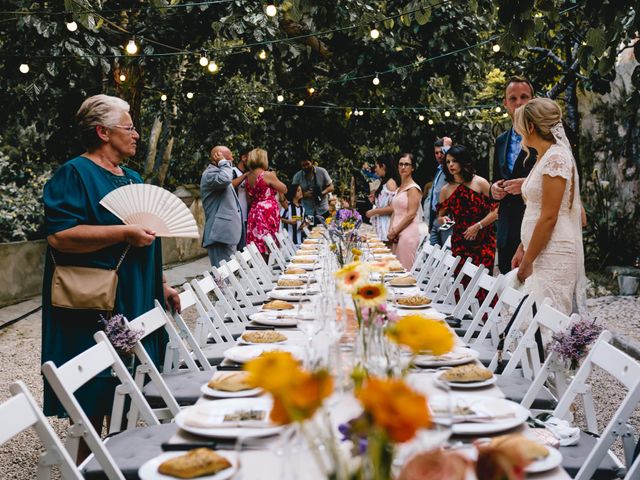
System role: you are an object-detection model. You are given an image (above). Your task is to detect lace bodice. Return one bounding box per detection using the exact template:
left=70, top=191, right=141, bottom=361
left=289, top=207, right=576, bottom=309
left=522, top=144, right=575, bottom=212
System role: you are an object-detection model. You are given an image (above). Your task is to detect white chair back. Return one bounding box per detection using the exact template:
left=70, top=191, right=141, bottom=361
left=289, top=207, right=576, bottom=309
left=555, top=331, right=640, bottom=480
left=42, top=331, right=160, bottom=479
left=191, top=271, right=247, bottom=336
left=0, top=381, right=83, bottom=479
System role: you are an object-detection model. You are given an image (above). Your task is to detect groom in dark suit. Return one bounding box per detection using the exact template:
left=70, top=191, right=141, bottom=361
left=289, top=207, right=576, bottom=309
left=490, top=76, right=536, bottom=274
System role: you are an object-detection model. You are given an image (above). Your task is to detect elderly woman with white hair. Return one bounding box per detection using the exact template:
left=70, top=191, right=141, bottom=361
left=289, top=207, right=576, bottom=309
left=41, top=94, right=180, bottom=461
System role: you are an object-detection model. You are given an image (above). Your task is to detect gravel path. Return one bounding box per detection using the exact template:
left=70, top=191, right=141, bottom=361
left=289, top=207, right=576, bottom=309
left=0, top=295, right=638, bottom=478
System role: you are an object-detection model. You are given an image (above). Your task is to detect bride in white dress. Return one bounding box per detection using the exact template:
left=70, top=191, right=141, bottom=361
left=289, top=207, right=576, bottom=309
left=511, top=98, right=588, bottom=323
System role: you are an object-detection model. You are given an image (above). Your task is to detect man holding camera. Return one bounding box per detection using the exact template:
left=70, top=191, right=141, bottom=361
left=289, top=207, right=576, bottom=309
left=292, top=158, right=334, bottom=224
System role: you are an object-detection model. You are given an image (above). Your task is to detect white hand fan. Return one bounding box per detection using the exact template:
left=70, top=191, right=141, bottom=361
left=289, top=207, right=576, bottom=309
left=100, top=184, right=200, bottom=238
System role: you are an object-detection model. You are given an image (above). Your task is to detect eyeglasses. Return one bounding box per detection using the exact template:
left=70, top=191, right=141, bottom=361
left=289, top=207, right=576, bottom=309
left=112, top=125, right=137, bottom=133
left=398, top=162, right=412, bottom=168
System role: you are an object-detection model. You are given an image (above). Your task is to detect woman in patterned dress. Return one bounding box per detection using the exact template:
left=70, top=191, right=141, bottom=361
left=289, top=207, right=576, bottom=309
left=366, top=154, right=399, bottom=243
left=438, top=145, right=498, bottom=271
left=245, top=148, right=287, bottom=256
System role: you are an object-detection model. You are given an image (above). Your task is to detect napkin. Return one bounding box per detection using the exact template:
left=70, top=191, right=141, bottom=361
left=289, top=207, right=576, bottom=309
left=542, top=416, right=580, bottom=446
left=184, top=404, right=272, bottom=429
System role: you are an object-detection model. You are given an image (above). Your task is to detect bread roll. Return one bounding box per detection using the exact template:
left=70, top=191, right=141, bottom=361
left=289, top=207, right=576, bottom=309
left=262, top=300, right=295, bottom=310
left=158, top=448, right=232, bottom=478
left=207, top=372, right=252, bottom=392
left=440, top=364, right=493, bottom=383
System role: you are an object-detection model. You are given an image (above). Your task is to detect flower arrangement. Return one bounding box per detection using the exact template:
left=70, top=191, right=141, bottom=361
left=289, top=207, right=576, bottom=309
left=341, top=376, right=432, bottom=480
left=550, top=317, right=603, bottom=370
left=100, top=314, right=143, bottom=355
left=386, top=314, right=455, bottom=356
left=328, top=209, right=363, bottom=266
left=244, top=351, right=347, bottom=478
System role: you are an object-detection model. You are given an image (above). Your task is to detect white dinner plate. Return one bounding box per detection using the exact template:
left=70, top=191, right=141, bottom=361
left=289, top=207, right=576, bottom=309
left=435, top=370, right=496, bottom=389
left=268, top=289, right=319, bottom=301
left=286, top=263, right=319, bottom=271
left=387, top=282, right=417, bottom=289
left=200, top=384, right=263, bottom=398
left=413, top=347, right=480, bottom=367
left=395, top=302, right=433, bottom=310
left=374, top=254, right=396, bottom=260
left=138, top=451, right=238, bottom=480
left=432, top=396, right=529, bottom=435
left=223, top=344, right=304, bottom=364
left=525, top=446, right=563, bottom=473
left=278, top=274, right=317, bottom=283
left=290, top=255, right=316, bottom=262
left=175, top=398, right=284, bottom=439
left=249, top=311, right=299, bottom=327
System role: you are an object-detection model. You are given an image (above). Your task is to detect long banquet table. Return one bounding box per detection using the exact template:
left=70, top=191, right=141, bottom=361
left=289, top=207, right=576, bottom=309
left=165, top=240, right=572, bottom=480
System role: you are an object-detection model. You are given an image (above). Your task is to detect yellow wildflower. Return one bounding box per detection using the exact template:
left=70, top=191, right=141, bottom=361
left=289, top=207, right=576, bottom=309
left=386, top=314, right=455, bottom=355
left=354, top=283, right=387, bottom=308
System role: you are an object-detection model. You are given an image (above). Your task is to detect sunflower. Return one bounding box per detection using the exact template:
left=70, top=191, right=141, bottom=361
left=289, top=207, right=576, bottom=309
left=354, top=283, right=387, bottom=307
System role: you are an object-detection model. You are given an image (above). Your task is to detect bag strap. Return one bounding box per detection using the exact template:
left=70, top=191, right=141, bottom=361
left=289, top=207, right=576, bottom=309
left=49, top=244, right=130, bottom=271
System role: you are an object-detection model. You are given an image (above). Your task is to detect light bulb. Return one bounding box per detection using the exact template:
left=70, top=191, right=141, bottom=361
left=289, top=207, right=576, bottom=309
left=125, top=39, right=138, bottom=55
left=492, top=44, right=501, bottom=53
left=277, top=94, right=284, bottom=102
left=265, top=4, right=277, bottom=16
left=381, top=109, right=386, bottom=114
left=258, top=106, right=265, bottom=113
left=502, top=112, right=509, bottom=118
left=119, top=74, right=126, bottom=82
left=418, top=114, right=425, bottom=121
left=258, top=50, right=267, bottom=60
left=359, top=110, right=364, bottom=116
left=370, top=28, right=380, bottom=39
left=308, top=87, right=315, bottom=94
left=199, top=55, right=209, bottom=67
left=444, top=110, right=451, bottom=117
left=456, top=111, right=462, bottom=117
left=372, top=75, right=380, bottom=86
left=495, top=106, right=502, bottom=113
left=187, top=92, right=194, bottom=99
left=298, top=100, right=304, bottom=106
left=208, top=61, right=218, bottom=72
left=66, top=20, right=78, bottom=32
left=161, top=94, right=167, bottom=101
left=19, top=63, right=29, bottom=74
left=428, top=119, right=434, bottom=125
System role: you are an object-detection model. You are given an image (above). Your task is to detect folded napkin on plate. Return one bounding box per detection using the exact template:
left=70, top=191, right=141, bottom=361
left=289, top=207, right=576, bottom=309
left=184, top=405, right=272, bottom=429
left=431, top=400, right=515, bottom=423
left=542, top=416, right=580, bottom=446
left=418, top=351, right=469, bottom=362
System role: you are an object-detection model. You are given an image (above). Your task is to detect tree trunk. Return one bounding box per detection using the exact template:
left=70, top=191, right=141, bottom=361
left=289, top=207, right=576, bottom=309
left=156, top=136, right=174, bottom=187
left=144, top=116, right=163, bottom=177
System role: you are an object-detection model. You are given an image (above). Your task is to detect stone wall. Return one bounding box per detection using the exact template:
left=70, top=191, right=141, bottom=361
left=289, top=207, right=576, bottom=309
left=0, top=197, right=206, bottom=307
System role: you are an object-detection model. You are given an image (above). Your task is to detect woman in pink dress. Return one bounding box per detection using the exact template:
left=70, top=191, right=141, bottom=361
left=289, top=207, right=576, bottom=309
left=245, top=148, right=288, bottom=256
left=388, top=153, right=422, bottom=270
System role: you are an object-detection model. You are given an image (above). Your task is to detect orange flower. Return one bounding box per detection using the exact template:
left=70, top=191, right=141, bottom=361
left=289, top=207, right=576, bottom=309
left=386, top=314, right=455, bottom=355
left=244, top=351, right=302, bottom=393
left=336, top=261, right=370, bottom=293
left=354, top=283, right=387, bottom=307
left=245, top=351, right=333, bottom=425
left=356, top=377, right=431, bottom=442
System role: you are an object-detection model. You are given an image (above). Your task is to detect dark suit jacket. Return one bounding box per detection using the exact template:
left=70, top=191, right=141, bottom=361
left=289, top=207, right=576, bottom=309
left=492, top=128, right=536, bottom=249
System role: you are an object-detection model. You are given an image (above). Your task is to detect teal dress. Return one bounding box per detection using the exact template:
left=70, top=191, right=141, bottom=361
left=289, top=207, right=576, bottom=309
left=42, top=156, right=168, bottom=417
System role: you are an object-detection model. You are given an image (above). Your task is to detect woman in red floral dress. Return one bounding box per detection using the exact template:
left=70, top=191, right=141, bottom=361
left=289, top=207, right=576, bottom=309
left=245, top=148, right=288, bottom=256
left=438, top=145, right=498, bottom=271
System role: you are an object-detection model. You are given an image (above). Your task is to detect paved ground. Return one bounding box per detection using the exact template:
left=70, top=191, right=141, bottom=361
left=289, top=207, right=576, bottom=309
left=0, top=256, right=638, bottom=479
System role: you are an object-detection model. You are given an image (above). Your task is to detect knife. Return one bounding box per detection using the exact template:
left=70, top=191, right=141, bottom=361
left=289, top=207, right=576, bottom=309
left=216, top=364, right=243, bottom=371
left=162, top=441, right=221, bottom=451
left=245, top=325, right=275, bottom=330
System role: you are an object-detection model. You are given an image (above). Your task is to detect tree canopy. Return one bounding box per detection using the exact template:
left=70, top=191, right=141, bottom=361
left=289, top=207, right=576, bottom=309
left=0, top=0, right=637, bottom=242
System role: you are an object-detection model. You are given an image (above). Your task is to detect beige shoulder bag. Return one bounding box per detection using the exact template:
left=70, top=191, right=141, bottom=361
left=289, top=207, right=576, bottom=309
left=50, top=245, right=130, bottom=312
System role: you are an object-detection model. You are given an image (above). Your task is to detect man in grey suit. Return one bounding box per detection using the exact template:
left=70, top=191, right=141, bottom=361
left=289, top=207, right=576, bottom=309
left=201, top=145, right=244, bottom=267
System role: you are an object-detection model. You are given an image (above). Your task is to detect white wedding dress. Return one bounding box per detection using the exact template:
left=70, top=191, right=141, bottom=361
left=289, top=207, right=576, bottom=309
left=520, top=142, right=588, bottom=326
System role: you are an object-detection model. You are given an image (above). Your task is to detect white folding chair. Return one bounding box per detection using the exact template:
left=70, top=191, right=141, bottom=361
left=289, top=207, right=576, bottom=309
left=276, top=230, right=297, bottom=259
left=410, top=237, right=434, bottom=276
left=177, top=282, right=235, bottom=365
left=263, top=235, right=287, bottom=271
left=421, top=250, right=461, bottom=300
left=191, top=270, right=247, bottom=337
left=42, top=331, right=177, bottom=480
left=218, top=259, right=264, bottom=309
left=414, top=243, right=443, bottom=286
left=496, top=298, right=572, bottom=411
left=624, top=451, right=640, bottom=480
left=247, top=242, right=279, bottom=282
left=234, top=250, right=271, bottom=300
left=555, top=331, right=640, bottom=479
left=123, top=301, right=214, bottom=420
left=0, top=381, right=82, bottom=479
left=431, top=257, right=485, bottom=316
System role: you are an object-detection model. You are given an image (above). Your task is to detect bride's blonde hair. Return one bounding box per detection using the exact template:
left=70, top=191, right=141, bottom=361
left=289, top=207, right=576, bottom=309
left=513, top=97, right=562, bottom=160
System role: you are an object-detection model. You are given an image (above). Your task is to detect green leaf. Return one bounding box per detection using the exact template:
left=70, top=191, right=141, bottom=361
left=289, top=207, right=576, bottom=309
left=586, top=27, right=606, bottom=57
left=415, top=8, right=431, bottom=26
left=400, top=14, right=412, bottom=27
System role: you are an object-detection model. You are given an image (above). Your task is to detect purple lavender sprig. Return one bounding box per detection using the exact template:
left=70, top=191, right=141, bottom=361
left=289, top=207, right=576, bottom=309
left=100, top=314, right=143, bottom=355
left=550, top=318, right=603, bottom=370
